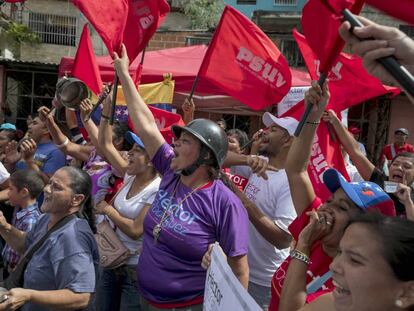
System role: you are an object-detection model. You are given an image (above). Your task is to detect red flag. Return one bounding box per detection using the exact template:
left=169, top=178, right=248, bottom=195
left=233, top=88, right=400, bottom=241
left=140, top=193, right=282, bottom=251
left=281, top=30, right=400, bottom=200
left=198, top=5, right=292, bottom=111
left=301, top=0, right=364, bottom=75
left=366, top=0, right=414, bottom=25
left=280, top=101, right=349, bottom=201
left=124, top=0, right=170, bottom=62
left=71, top=0, right=128, bottom=55
left=293, top=29, right=400, bottom=112
left=72, top=25, right=103, bottom=95
left=128, top=106, right=184, bottom=144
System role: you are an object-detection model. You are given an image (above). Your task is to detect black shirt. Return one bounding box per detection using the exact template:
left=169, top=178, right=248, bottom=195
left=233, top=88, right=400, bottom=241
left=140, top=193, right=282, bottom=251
left=369, top=168, right=411, bottom=217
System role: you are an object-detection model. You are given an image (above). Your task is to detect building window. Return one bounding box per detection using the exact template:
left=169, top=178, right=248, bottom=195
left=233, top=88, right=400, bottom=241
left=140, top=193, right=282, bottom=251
left=237, top=0, right=257, bottom=4
left=399, top=25, right=414, bottom=38
left=4, top=69, right=57, bottom=131
left=280, top=39, right=304, bottom=67
left=28, top=12, right=77, bottom=46
left=185, top=36, right=211, bottom=46
left=274, top=0, right=297, bottom=5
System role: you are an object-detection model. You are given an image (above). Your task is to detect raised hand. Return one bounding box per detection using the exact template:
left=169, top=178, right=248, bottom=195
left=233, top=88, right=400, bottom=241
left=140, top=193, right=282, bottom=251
left=79, top=98, right=93, bottom=121
left=339, top=16, right=414, bottom=84
left=304, top=80, right=330, bottom=122
left=182, top=98, right=195, bottom=115
left=113, top=44, right=130, bottom=77
left=19, top=138, right=37, bottom=161
left=37, top=106, right=54, bottom=124
left=4, top=141, right=21, bottom=165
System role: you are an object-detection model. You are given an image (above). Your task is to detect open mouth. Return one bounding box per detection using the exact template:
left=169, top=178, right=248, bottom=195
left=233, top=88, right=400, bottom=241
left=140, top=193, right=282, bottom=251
left=390, top=173, right=403, bottom=183
left=333, top=279, right=351, bottom=297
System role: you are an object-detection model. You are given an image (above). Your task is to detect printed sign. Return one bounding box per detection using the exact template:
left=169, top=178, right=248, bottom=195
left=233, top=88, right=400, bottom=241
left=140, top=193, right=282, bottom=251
left=203, top=245, right=261, bottom=311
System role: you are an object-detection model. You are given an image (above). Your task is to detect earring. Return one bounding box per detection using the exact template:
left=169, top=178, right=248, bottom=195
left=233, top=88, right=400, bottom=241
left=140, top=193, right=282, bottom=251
left=395, top=299, right=403, bottom=308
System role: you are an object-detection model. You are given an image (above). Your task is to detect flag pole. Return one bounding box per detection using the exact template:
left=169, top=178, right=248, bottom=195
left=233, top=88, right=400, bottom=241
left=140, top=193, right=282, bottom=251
left=140, top=47, right=146, bottom=65
left=295, top=0, right=365, bottom=138
left=294, top=73, right=327, bottom=137
left=188, top=75, right=200, bottom=101
left=187, top=7, right=228, bottom=102
left=84, top=84, right=112, bottom=122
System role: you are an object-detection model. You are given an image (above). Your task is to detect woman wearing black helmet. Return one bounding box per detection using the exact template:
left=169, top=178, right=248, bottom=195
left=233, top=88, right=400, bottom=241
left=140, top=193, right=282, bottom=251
left=113, top=45, right=249, bottom=310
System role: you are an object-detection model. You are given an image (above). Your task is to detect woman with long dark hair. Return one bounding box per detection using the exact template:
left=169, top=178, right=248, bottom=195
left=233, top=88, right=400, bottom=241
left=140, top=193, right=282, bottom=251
left=0, top=166, right=98, bottom=311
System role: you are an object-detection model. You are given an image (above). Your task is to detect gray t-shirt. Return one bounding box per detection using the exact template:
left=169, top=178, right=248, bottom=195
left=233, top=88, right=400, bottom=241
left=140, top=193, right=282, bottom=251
left=23, top=214, right=99, bottom=311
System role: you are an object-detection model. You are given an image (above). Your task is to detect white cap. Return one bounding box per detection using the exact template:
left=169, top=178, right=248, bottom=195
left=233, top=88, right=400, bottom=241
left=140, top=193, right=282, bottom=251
left=262, top=112, right=299, bottom=136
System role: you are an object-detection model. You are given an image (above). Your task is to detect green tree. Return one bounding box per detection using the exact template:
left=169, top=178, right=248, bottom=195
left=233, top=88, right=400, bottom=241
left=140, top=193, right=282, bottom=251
left=182, top=0, right=225, bottom=30
left=4, top=22, right=39, bottom=44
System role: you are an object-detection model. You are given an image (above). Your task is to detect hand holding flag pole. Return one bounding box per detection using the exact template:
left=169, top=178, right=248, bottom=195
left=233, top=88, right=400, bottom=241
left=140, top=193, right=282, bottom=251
left=342, top=9, right=414, bottom=97
left=294, top=0, right=365, bottom=137
left=83, top=84, right=113, bottom=122
left=294, top=73, right=329, bottom=137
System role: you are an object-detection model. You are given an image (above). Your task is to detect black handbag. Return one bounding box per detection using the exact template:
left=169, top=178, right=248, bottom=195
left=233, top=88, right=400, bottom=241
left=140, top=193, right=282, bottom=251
left=1, top=214, right=77, bottom=289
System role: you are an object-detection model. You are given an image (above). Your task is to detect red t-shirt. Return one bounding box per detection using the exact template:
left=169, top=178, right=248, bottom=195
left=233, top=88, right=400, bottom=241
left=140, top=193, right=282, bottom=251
left=269, top=197, right=334, bottom=311
left=380, top=143, right=414, bottom=162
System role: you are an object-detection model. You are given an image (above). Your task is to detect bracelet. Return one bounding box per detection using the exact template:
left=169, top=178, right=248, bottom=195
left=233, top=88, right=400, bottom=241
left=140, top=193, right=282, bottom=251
left=290, top=249, right=311, bottom=265
left=56, top=137, right=69, bottom=148
left=101, top=114, right=110, bottom=120
left=306, top=120, right=320, bottom=125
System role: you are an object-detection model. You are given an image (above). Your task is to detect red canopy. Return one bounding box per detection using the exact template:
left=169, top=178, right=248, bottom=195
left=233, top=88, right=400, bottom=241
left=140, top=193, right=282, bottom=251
left=59, top=45, right=311, bottom=113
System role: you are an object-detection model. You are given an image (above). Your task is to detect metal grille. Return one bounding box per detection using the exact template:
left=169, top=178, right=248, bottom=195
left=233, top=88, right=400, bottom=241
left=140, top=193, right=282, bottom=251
left=399, top=25, right=414, bottom=38
left=274, top=0, right=297, bottom=5
left=185, top=36, right=211, bottom=46
left=27, top=12, right=77, bottom=46
left=280, top=39, right=304, bottom=66
left=236, top=0, right=257, bottom=4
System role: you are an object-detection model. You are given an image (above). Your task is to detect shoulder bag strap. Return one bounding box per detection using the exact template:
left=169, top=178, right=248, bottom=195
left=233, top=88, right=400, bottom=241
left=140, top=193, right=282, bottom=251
left=20, top=213, right=77, bottom=263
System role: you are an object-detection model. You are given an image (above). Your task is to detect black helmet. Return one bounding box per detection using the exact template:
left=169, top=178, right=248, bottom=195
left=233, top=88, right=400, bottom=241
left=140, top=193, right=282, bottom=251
left=172, top=119, right=228, bottom=172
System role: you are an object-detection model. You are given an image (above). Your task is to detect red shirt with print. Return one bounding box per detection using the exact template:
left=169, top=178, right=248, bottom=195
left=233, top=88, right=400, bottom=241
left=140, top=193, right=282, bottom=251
left=269, top=197, right=334, bottom=311
left=380, top=143, right=414, bottom=162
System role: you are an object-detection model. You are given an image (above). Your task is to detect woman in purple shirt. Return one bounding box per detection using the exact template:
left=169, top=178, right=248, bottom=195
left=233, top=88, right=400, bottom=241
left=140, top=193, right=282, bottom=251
left=113, top=45, right=249, bottom=310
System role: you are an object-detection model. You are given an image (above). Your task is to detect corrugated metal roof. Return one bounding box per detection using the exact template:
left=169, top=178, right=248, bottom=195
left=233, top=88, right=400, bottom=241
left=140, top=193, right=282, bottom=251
left=0, top=57, right=59, bottom=67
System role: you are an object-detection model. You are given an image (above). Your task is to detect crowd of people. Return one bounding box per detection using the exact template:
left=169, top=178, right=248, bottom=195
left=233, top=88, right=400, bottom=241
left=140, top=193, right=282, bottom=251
left=0, top=15, right=412, bottom=311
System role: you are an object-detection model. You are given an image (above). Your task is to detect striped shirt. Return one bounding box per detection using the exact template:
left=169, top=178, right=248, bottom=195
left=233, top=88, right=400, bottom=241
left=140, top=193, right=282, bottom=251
left=2, top=203, right=41, bottom=270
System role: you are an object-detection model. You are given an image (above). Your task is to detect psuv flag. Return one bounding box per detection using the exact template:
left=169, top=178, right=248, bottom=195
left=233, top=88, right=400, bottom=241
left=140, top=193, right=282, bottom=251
left=198, top=5, right=292, bottom=111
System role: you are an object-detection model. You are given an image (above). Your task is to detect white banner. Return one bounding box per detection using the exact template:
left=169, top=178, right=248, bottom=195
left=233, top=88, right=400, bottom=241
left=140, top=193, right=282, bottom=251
left=277, top=86, right=310, bottom=116
left=203, top=245, right=261, bottom=311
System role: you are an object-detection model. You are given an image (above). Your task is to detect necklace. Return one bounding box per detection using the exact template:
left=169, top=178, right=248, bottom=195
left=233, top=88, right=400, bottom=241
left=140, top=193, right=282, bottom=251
left=152, top=180, right=209, bottom=244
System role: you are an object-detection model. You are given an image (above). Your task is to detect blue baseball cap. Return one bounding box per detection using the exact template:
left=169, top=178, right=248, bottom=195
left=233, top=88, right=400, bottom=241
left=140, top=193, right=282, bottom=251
left=323, top=168, right=396, bottom=216
left=125, top=131, right=145, bottom=149
left=0, top=123, right=16, bottom=131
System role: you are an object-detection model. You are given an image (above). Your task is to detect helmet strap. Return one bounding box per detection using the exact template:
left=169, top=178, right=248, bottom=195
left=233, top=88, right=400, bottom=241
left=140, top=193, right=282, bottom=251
left=176, top=145, right=209, bottom=176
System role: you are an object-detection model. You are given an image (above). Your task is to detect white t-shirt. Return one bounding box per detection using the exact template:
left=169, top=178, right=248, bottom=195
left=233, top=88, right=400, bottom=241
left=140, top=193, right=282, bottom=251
left=111, top=174, right=161, bottom=265
left=236, top=165, right=296, bottom=287
left=0, top=162, right=10, bottom=184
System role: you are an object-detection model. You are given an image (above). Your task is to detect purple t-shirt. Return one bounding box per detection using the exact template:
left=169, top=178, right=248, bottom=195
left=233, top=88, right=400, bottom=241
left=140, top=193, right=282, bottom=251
left=137, top=143, right=249, bottom=304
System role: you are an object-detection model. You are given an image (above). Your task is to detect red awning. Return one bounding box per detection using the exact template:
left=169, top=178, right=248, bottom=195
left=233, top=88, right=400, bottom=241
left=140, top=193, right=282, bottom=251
left=59, top=45, right=311, bottom=114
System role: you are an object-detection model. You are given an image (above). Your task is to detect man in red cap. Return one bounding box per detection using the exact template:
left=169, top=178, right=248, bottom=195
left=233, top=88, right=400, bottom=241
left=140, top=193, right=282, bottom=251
left=379, top=128, right=414, bottom=168
left=348, top=125, right=366, bottom=156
